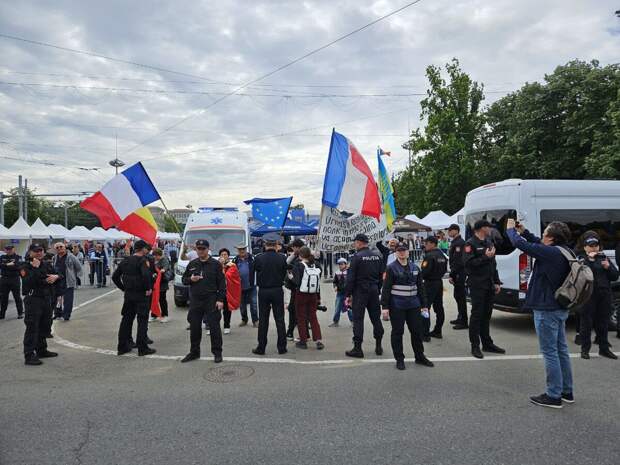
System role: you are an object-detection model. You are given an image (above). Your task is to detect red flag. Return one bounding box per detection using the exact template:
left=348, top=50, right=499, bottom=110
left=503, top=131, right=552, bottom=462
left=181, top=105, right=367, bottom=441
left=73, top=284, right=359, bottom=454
left=224, top=264, right=241, bottom=310
left=150, top=269, right=162, bottom=317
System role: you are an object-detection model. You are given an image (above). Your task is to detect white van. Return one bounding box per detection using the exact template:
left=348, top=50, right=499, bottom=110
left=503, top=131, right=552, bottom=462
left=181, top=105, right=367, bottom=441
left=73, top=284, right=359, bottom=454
left=463, top=179, right=620, bottom=313
left=173, top=207, right=249, bottom=307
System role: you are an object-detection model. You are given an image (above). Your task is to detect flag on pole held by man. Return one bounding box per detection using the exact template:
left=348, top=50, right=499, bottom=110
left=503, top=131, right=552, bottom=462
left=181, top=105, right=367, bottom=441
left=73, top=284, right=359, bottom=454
left=80, top=162, right=160, bottom=244
left=243, top=197, right=292, bottom=229
left=321, top=129, right=381, bottom=220
left=377, top=147, right=397, bottom=232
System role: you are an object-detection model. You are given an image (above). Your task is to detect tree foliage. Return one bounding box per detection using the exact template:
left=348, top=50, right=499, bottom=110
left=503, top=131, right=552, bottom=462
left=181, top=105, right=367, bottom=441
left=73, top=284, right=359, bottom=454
left=394, top=59, right=620, bottom=217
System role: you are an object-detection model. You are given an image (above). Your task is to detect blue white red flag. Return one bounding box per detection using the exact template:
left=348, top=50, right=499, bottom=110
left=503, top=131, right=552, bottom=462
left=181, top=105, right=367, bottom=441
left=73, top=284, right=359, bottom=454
left=321, top=130, right=381, bottom=220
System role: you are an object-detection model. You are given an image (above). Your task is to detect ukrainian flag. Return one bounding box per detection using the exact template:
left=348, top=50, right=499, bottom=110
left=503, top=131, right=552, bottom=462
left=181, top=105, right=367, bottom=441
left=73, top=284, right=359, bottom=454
left=377, top=148, right=397, bottom=232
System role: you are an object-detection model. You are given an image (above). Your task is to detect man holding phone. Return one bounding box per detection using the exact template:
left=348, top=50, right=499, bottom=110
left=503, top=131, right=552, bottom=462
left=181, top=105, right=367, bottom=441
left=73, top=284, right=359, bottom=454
left=181, top=239, right=226, bottom=363
left=463, top=220, right=506, bottom=359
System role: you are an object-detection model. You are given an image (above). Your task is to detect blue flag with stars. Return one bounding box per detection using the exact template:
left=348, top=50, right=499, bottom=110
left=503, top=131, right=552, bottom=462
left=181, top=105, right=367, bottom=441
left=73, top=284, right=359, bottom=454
left=243, top=197, right=293, bottom=229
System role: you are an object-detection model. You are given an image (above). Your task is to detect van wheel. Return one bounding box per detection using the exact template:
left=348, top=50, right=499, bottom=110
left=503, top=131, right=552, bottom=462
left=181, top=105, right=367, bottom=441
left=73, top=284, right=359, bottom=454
left=175, top=298, right=188, bottom=307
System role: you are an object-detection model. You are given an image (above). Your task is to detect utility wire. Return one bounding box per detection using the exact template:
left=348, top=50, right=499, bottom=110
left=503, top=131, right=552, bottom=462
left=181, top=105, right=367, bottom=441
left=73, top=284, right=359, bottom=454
left=120, top=0, right=427, bottom=156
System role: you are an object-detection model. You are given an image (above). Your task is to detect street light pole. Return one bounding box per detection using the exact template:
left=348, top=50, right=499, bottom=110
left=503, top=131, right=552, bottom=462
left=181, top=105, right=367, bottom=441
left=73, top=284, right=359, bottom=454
left=108, top=133, right=125, bottom=175
left=24, top=178, right=28, bottom=223
left=18, top=175, right=23, bottom=219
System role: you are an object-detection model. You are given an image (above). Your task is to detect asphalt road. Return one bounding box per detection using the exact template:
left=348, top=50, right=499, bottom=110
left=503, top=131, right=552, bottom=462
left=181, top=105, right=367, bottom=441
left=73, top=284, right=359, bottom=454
left=1, top=282, right=619, bottom=465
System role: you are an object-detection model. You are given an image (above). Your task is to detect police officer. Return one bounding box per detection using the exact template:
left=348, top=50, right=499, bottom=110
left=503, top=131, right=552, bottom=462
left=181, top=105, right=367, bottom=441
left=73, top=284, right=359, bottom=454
left=578, top=233, right=618, bottom=360
left=180, top=239, right=225, bottom=363
left=464, top=220, right=505, bottom=359
left=381, top=242, right=434, bottom=370
left=447, top=224, right=468, bottom=330
left=420, top=236, right=448, bottom=340
left=112, top=240, right=156, bottom=357
left=0, top=244, right=24, bottom=319
left=252, top=233, right=288, bottom=355
left=21, top=243, right=60, bottom=365
left=345, top=233, right=385, bottom=358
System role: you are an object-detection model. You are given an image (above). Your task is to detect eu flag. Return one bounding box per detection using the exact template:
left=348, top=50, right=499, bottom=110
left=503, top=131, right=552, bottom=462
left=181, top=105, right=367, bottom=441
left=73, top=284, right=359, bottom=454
left=244, top=197, right=293, bottom=229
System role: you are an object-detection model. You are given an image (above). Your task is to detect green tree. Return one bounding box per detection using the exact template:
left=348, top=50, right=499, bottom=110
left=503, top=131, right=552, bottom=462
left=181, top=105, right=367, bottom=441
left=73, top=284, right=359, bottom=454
left=395, top=58, right=485, bottom=216
left=163, top=214, right=181, bottom=233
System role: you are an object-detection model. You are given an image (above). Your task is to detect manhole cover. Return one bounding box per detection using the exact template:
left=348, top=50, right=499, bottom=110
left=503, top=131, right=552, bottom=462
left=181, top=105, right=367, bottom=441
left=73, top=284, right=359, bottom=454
left=204, top=365, right=255, bottom=383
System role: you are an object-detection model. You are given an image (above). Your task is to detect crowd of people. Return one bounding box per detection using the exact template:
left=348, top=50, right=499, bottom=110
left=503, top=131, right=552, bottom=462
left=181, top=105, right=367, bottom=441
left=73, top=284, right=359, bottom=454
left=3, top=219, right=619, bottom=410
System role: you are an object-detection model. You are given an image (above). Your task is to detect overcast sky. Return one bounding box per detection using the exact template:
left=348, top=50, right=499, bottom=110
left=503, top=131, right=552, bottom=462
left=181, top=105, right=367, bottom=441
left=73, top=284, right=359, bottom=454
left=0, top=0, right=618, bottom=214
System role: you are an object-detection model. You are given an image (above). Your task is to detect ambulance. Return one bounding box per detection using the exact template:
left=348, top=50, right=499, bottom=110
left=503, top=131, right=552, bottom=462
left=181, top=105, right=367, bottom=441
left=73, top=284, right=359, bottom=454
left=173, top=207, right=249, bottom=307
left=463, top=179, right=620, bottom=317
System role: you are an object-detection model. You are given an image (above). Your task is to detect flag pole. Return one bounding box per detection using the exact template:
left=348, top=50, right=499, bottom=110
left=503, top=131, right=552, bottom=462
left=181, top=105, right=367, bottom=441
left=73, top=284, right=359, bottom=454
left=159, top=198, right=183, bottom=235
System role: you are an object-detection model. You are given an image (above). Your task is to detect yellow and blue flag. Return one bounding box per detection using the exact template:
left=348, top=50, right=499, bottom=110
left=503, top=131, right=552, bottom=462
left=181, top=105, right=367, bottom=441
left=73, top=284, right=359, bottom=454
left=377, top=148, right=397, bottom=232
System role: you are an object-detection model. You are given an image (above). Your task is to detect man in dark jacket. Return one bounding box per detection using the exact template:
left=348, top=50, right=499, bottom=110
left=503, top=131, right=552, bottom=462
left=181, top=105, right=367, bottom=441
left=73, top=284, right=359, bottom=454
left=507, top=219, right=574, bottom=409
left=180, top=239, right=226, bottom=363
left=420, top=236, right=447, bottom=340
left=233, top=244, right=258, bottom=327
left=464, top=220, right=505, bottom=359
left=447, top=224, right=468, bottom=329
left=0, top=245, right=23, bottom=319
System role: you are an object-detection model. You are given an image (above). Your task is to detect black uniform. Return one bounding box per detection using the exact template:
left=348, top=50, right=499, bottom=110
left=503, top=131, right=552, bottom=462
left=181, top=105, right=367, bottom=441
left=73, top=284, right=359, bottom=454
left=182, top=257, right=226, bottom=357
left=448, top=235, right=467, bottom=325
left=285, top=253, right=301, bottom=339
left=112, top=255, right=153, bottom=353
left=0, top=252, right=23, bottom=318
left=464, top=235, right=501, bottom=349
left=21, top=259, right=57, bottom=359
left=345, top=246, right=385, bottom=346
left=254, top=249, right=288, bottom=352
left=579, top=253, right=619, bottom=353
left=420, top=248, right=447, bottom=336
left=381, top=259, right=428, bottom=361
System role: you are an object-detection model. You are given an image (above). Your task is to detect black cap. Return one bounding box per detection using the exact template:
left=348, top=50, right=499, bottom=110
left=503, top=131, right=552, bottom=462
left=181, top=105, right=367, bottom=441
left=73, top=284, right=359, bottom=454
left=29, top=243, right=44, bottom=252
left=195, top=239, right=210, bottom=248
left=395, top=242, right=408, bottom=251
left=354, top=233, right=369, bottom=243
left=291, top=238, right=305, bottom=248
left=584, top=236, right=600, bottom=246
left=474, top=220, right=492, bottom=231
left=424, top=236, right=438, bottom=244
left=4, top=244, right=14, bottom=249
left=263, top=232, right=281, bottom=244
left=448, top=223, right=460, bottom=232
left=134, top=240, right=150, bottom=250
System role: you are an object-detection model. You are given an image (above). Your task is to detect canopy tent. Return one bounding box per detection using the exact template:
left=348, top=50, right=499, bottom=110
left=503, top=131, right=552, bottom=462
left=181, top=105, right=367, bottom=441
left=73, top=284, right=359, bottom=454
left=66, top=226, right=103, bottom=241
left=48, top=223, right=70, bottom=238
left=29, top=218, right=53, bottom=240
left=392, top=217, right=431, bottom=233
left=0, top=224, right=10, bottom=239
left=108, top=228, right=132, bottom=240
left=419, top=210, right=452, bottom=230
left=447, top=208, right=465, bottom=226
left=251, top=219, right=317, bottom=237
left=6, top=217, right=32, bottom=240
left=404, top=213, right=423, bottom=223
left=307, top=219, right=319, bottom=228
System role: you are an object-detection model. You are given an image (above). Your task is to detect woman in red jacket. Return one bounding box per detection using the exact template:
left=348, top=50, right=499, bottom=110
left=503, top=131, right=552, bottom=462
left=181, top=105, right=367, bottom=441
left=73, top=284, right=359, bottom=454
left=219, top=248, right=241, bottom=334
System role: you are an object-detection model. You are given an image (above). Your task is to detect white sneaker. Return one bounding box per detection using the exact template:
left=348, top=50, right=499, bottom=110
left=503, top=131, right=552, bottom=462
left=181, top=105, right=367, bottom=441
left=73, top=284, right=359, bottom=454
left=160, top=317, right=169, bottom=323
left=224, top=328, right=231, bottom=335
left=148, top=316, right=157, bottom=322
left=206, top=329, right=211, bottom=335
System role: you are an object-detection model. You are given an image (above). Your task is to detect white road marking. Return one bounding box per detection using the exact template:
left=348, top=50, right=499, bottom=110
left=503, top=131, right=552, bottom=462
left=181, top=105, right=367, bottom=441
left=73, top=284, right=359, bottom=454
left=74, top=289, right=118, bottom=309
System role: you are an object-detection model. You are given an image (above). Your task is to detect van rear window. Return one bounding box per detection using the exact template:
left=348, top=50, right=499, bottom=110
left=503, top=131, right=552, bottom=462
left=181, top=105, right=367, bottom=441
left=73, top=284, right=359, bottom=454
left=540, top=210, right=620, bottom=250
left=465, top=210, right=517, bottom=255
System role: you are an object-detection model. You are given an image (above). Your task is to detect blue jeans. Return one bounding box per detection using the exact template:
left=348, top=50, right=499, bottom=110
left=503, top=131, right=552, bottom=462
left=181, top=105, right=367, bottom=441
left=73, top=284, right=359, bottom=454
left=533, top=310, right=573, bottom=399
left=333, top=292, right=352, bottom=323
left=62, top=287, right=75, bottom=320
left=240, top=287, right=258, bottom=323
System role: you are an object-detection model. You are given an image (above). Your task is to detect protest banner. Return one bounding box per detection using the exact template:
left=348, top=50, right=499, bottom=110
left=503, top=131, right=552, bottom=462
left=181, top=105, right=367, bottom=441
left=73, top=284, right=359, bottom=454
left=317, top=207, right=387, bottom=252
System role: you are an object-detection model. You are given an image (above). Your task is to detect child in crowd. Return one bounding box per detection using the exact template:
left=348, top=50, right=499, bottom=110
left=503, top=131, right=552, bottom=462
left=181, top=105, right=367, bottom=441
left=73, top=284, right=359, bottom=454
left=329, top=257, right=353, bottom=327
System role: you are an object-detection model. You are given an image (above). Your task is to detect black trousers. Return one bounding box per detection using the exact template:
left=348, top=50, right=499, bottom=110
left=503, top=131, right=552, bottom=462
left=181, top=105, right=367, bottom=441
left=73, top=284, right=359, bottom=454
left=351, top=288, right=384, bottom=345
left=188, top=293, right=222, bottom=356
left=0, top=277, right=23, bottom=316
left=258, top=287, right=287, bottom=351
left=423, top=279, right=445, bottom=335
left=390, top=306, right=425, bottom=361
left=468, top=286, right=494, bottom=348
left=118, top=294, right=150, bottom=351
left=23, top=295, right=51, bottom=356
left=287, top=289, right=297, bottom=336
left=453, top=275, right=468, bottom=324
left=581, top=288, right=613, bottom=352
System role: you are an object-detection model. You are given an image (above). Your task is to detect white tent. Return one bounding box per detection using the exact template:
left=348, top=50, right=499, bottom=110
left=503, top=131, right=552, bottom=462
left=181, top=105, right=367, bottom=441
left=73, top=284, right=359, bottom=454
left=67, top=226, right=98, bottom=241
left=91, top=227, right=117, bottom=241
left=6, top=217, right=32, bottom=240
left=447, top=208, right=465, bottom=227
left=29, top=218, right=53, bottom=240
left=157, top=231, right=181, bottom=241
left=109, top=228, right=132, bottom=240
left=405, top=213, right=422, bottom=223
left=48, top=223, right=70, bottom=238
left=419, top=210, right=453, bottom=230
left=0, top=224, right=10, bottom=239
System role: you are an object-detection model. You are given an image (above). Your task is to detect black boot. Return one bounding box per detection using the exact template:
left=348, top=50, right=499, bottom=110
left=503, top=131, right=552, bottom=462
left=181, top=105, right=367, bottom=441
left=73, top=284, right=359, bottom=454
left=345, top=344, right=364, bottom=358
left=375, top=339, right=383, bottom=356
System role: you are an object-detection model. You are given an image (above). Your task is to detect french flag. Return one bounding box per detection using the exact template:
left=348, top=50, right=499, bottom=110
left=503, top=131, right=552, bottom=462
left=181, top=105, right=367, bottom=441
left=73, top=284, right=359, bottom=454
left=321, top=130, right=381, bottom=219
left=81, top=163, right=161, bottom=243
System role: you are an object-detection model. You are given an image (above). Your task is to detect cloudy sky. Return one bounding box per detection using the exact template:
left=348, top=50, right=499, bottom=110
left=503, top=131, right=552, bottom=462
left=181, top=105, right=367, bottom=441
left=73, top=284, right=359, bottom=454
left=0, top=0, right=618, bottom=214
